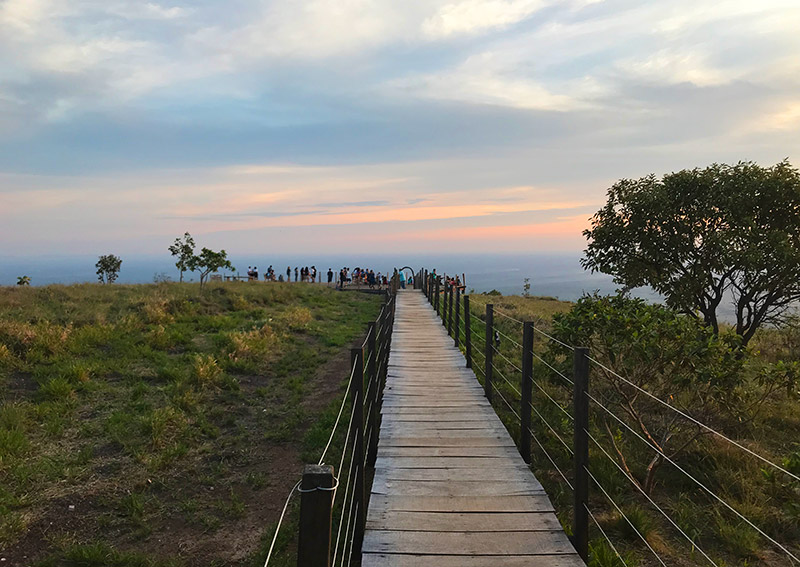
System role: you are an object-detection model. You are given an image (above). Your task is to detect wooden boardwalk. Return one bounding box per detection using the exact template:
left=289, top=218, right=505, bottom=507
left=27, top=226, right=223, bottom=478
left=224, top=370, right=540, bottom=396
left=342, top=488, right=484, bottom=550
left=362, top=290, right=584, bottom=566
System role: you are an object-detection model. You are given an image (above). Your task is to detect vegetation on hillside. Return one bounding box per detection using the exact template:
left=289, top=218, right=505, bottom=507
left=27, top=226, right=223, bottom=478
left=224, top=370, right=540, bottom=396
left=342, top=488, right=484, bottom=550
left=0, top=282, right=381, bottom=566
left=467, top=291, right=800, bottom=566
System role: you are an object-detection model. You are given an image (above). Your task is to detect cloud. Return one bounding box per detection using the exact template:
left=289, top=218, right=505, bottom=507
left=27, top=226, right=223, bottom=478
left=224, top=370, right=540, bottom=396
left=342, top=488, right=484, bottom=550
left=1, top=0, right=799, bottom=257
left=422, top=0, right=548, bottom=38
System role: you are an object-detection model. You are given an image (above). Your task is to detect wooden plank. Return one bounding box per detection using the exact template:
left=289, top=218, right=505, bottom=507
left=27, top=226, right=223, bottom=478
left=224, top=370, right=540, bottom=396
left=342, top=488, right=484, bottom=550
left=371, top=479, right=545, bottom=497
left=377, top=446, right=521, bottom=458
left=362, top=530, right=575, bottom=556
left=377, top=436, right=516, bottom=447
left=368, top=494, right=555, bottom=513
left=374, top=456, right=527, bottom=469
left=372, top=467, right=535, bottom=482
left=380, top=413, right=498, bottom=422
left=362, top=554, right=585, bottom=567
left=365, top=510, right=562, bottom=532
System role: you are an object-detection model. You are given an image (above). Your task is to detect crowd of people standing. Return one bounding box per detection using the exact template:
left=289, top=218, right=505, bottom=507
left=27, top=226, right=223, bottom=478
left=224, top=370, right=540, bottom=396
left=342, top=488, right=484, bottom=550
left=336, top=267, right=387, bottom=289
left=241, top=264, right=394, bottom=289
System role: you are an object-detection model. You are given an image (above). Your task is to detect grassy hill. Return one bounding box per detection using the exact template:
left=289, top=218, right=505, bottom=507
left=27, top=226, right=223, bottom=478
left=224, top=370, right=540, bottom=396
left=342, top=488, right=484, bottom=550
left=0, top=282, right=382, bottom=566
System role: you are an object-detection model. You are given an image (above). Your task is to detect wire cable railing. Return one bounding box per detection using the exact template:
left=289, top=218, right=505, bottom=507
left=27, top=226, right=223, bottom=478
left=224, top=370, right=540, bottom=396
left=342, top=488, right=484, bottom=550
left=586, top=429, right=718, bottom=566
left=586, top=390, right=800, bottom=563
left=262, top=480, right=302, bottom=567
left=587, top=354, right=800, bottom=484
left=425, top=272, right=800, bottom=565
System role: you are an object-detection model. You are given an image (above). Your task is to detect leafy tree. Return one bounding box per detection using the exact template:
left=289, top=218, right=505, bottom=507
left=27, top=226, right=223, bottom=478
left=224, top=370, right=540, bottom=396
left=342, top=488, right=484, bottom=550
left=16, top=276, right=30, bottom=286
left=546, top=294, right=747, bottom=494
left=582, top=160, right=800, bottom=346
left=188, top=247, right=234, bottom=286
left=96, top=254, right=122, bottom=284
left=168, top=232, right=196, bottom=283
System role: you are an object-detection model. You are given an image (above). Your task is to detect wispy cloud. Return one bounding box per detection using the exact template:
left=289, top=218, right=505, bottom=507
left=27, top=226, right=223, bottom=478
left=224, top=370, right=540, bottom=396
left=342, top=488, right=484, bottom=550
left=1, top=0, right=798, bottom=256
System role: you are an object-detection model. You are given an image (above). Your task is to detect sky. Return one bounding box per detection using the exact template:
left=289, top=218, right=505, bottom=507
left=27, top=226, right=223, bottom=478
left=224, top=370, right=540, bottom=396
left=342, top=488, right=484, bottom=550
left=1, top=0, right=799, bottom=258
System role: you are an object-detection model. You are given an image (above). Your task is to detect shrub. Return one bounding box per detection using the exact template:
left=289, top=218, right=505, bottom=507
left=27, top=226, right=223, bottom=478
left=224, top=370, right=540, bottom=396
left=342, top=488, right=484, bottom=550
left=279, top=306, right=313, bottom=331
left=189, top=354, right=223, bottom=388
left=546, top=294, right=747, bottom=494
left=140, top=297, right=174, bottom=324
left=226, top=325, right=281, bottom=371
left=615, top=505, right=659, bottom=545
left=589, top=538, right=635, bottom=567
left=38, top=377, right=76, bottom=401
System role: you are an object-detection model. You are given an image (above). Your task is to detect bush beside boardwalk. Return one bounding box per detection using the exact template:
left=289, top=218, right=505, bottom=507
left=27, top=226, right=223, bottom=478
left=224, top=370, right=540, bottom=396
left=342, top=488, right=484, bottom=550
left=468, top=291, right=800, bottom=566
left=0, top=282, right=382, bottom=567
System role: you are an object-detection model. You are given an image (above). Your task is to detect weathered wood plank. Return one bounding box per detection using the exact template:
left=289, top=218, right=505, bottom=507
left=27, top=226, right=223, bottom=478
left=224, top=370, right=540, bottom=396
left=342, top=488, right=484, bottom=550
left=377, top=446, right=521, bottom=458
left=362, top=554, right=585, bottom=567
left=362, top=530, right=575, bottom=555
left=371, top=479, right=545, bottom=497
left=368, top=494, right=555, bottom=513
left=374, top=456, right=527, bottom=469
left=377, top=436, right=516, bottom=447
left=365, top=510, right=562, bottom=532
left=372, top=467, right=534, bottom=482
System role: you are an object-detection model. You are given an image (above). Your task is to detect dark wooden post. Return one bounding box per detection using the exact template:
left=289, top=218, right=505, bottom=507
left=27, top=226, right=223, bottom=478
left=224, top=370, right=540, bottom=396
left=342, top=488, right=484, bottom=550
left=434, top=277, right=440, bottom=315
left=350, top=347, right=365, bottom=557
left=366, top=323, right=378, bottom=467
left=440, top=278, right=445, bottom=318
left=454, top=285, right=461, bottom=348
left=484, top=304, right=493, bottom=402
left=573, top=346, right=590, bottom=562
left=520, top=322, right=533, bottom=464
left=423, top=269, right=428, bottom=296
left=447, top=281, right=454, bottom=336
left=464, top=295, right=472, bottom=368
left=297, top=464, right=335, bottom=567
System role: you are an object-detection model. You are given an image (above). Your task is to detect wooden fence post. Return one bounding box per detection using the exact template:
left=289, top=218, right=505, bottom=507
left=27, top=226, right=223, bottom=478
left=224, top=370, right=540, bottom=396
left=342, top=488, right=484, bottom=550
left=350, top=347, right=365, bottom=557
left=447, top=281, right=454, bottom=336
left=464, top=295, right=472, bottom=368
left=297, top=464, right=335, bottom=567
left=521, top=322, right=533, bottom=464
left=454, top=285, right=461, bottom=348
left=434, top=277, right=440, bottom=315
left=573, top=346, right=590, bottom=562
left=484, top=304, right=493, bottom=402
left=442, top=278, right=448, bottom=325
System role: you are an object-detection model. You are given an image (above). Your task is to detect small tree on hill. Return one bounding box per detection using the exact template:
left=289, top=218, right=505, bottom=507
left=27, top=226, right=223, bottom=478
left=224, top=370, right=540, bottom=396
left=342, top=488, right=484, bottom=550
left=582, top=160, right=800, bottom=346
left=16, top=276, right=30, bottom=286
left=189, top=248, right=234, bottom=286
left=168, top=232, right=196, bottom=283
left=96, top=254, right=122, bottom=284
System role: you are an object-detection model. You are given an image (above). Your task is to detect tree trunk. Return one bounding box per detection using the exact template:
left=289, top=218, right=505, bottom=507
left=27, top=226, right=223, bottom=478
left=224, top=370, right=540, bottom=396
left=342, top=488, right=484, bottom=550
left=643, top=453, right=664, bottom=495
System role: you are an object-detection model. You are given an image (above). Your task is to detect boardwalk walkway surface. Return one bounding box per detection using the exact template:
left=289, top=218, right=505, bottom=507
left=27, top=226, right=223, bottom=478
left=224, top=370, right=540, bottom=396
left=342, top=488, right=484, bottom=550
left=362, top=290, right=584, bottom=566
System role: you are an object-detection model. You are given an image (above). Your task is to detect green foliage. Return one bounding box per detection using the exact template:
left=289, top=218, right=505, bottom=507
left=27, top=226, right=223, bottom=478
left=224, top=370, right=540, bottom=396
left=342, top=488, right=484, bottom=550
left=548, top=294, right=746, bottom=493
left=187, top=247, right=235, bottom=285
left=16, top=276, right=30, bottom=286
left=96, top=254, right=123, bottom=284
left=589, top=538, right=635, bottom=567
left=168, top=232, right=196, bottom=283
left=37, top=541, right=183, bottom=567
left=615, top=505, right=659, bottom=545
left=583, top=160, right=800, bottom=345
